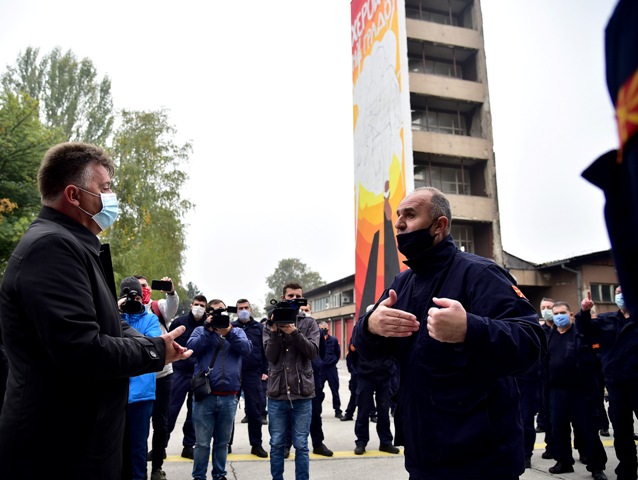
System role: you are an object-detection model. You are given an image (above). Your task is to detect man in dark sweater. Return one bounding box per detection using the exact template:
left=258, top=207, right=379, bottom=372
left=546, top=301, right=607, bottom=480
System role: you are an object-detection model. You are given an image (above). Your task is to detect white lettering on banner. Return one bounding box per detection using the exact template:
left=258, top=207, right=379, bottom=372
left=351, top=0, right=382, bottom=46
left=352, top=0, right=395, bottom=73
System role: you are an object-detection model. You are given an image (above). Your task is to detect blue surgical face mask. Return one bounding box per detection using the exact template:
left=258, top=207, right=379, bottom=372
left=238, top=309, right=251, bottom=322
left=76, top=186, right=119, bottom=231
left=541, top=309, right=554, bottom=321
left=553, top=313, right=571, bottom=328
left=615, top=293, right=625, bottom=310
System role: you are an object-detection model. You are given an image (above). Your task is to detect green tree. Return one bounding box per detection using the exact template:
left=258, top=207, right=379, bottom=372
left=264, top=258, right=325, bottom=305
left=0, top=90, right=64, bottom=276
left=250, top=303, right=265, bottom=320
left=103, top=109, right=193, bottom=293
left=1, top=46, right=114, bottom=144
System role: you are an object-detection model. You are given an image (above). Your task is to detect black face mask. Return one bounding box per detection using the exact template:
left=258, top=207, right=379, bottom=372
left=396, top=221, right=436, bottom=259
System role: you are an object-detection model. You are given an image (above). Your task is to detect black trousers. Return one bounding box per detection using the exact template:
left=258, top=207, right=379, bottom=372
left=310, top=369, right=325, bottom=447
left=150, top=374, right=172, bottom=472
left=321, top=365, right=341, bottom=411
left=355, top=377, right=392, bottom=447
left=517, top=376, right=540, bottom=459
left=549, top=386, right=607, bottom=471
left=608, top=382, right=638, bottom=479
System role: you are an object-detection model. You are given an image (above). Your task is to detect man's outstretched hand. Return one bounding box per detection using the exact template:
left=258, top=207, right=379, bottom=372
left=161, top=325, right=193, bottom=364
left=367, top=290, right=420, bottom=337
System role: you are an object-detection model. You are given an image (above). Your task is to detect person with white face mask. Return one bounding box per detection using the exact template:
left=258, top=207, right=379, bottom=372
left=229, top=299, right=269, bottom=457
left=164, top=295, right=209, bottom=460
left=577, top=286, right=638, bottom=480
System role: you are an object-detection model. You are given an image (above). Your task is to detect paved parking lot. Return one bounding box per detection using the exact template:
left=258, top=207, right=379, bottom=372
left=156, top=359, right=622, bottom=480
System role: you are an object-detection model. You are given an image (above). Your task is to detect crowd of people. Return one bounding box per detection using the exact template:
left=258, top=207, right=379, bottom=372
left=1, top=140, right=638, bottom=480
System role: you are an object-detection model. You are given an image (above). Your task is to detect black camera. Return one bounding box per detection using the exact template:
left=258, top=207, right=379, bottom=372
left=204, top=306, right=237, bottom=330
left=269, top=298, right=307, bottom=325
left=120, top=287, right=145, bottom=314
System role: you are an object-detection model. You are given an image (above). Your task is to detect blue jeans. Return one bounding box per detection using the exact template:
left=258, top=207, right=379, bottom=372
left=268, top=398, right=312, bottom=480
left=128, top=400, right=154, bottom=480
left=192, top=394, right=238, bottom=480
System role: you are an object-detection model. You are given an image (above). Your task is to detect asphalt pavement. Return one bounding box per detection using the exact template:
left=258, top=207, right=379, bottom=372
left=156, top=359, right=623, bottom=480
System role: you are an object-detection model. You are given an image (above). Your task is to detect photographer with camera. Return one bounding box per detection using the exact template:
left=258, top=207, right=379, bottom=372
left=165, top=295, right=209, bottom=460
left=187, top=299, right=252, bottom=480
left=262, top=282, right=320, bottom=480
left=117, top=277, right=162, bottom=480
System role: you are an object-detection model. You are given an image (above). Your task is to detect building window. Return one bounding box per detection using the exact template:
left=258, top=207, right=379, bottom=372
left=414, top=164, right=470, bottom=195
left=409, top=55, right=463, bottom=79
left=591, top=284, right=616, bottom=303
left=405, top=5, right=461, bottom=26
left=451, top=225, right=474, bottom=253
left=312, top=297, right=329, bottom=312
left=412, top=109, right=466, bottom=135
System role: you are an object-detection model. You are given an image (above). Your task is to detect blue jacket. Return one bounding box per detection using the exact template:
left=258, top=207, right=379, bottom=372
left=353, top=235, right=544, bottom=480
left=231, top=318, right=268, bottom=376
left=576, top=308, right=638, bottom=386
left=121, top=310, right=161, bottom=403
left=187, top=325, right=252, bottom=393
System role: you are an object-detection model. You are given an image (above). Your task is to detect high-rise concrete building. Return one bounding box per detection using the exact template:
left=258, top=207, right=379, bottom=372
left=352, top=0, right=502, bottom=318
left=406, top=0, right=503, bottom=264
left=310, top=0, right=617, bottom=354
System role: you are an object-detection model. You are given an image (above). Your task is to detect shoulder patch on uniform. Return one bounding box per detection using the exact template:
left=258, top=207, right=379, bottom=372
left=349, top=343, right=356, bottom=352
left=512, top=285, right=527, bottom=299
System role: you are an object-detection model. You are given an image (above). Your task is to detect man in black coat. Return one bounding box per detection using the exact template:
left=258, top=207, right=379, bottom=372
left=0, top=142, right=191, bottom=480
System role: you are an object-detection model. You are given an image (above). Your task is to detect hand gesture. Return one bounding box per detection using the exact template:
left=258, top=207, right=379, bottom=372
left=367, top=289, right=419, bottom=337
left=581, top=291, right=594, bottom=311
left=427, top=297, right=467, bottom=343
left=160, top=276, right=175, bottom=294
left=161, top=325, right=193, bottom=364
left=216, top=325, right=232, bottom=337
left=278, top=323, right=297, bottom=335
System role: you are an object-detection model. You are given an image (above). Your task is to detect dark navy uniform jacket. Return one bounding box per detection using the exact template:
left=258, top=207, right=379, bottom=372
left=576, top=309, right=638, bottom=386
left=323, top=335, right=341, bottom=369
left=353, top=235, right=544, bottom=480
left=232, top=318, right=268, bottom=377
left=170, top=311, right=203, bottom=375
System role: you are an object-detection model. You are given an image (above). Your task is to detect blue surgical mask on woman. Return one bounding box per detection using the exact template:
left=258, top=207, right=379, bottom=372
left=76, top=186, right=119, bottom=231
left=553, top=313, right=571, bottom=328
left=615, top=293, right=625, bottom=310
